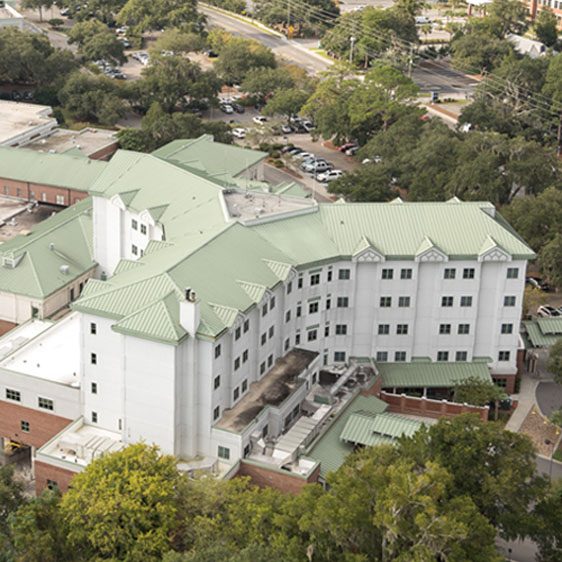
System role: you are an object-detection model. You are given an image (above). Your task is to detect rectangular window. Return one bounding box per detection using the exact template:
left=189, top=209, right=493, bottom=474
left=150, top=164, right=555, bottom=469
left=380, top=296, right=392, bottom=308
left=439, top=324, right=451, bottom=335
left=444, top=268, right=456, bottom=279
left=213, top=406, right=220, bottom=421
left=504, top=296, right=516, bottom=307
left=233, top=387, right=239, bottom=401
left=261, top=333, right=267, bottom=346
left=92, top=412, right=98, bottom=423
left=131, top=245, right=138, bottom=256
left=437, top=351, right=449, bottom=362
left=394, top=351, right=406, bottom=362
left=297, top=276, right=303, bottom=289
left=38, top=397, right=54, bottom=411
left=398, top=296, right=410, bottom=308
left=260, top=362, right=266, bottom=375
left=21, top=420, right=29, bottom=432
left=327, top=270, right=333, bottom=282
left=336, top=324, right=347, bottom=335
left=376, top=351, right=388, bottom=362
left=460, top=296, right=473, bottom=307
left=338, top=269, right=350, bottom=280
left=456, top=351, right=468, bottom=362
left=132, top=219, right=138, bottom=230
left=242, top=379, right=248, bottom=393
left=396, top=324, right=408, bottom=335
left=41, top=192, right=46, bottom=202
left=243, top=319, right=250, bottom=332
left=6, top=389, right=20, bottom=402
left=218, top=446, right=230, bottom=460
left=3, top=186, right=8, bottom=195
left=337, top=297, right=349, bottom=308
left=382, top=268, right=393, bottom=280
left=91, top=352, right=97, bottom=365
left=90, top=322, right=97, bottom=335
left=378, top=324, right=390, bottom=335
left=234, top=357, right=240, bottom=370
left=499, top=351, right=510, bottom=361
left=458, top=323, right=470, bottom=335
left=296, top=304, right=302, bottom=317
left=501, top=323, right=513, bottom=334
left=140, top=224, right=147, bottom=235
left=441, top=296, right=453, bottom=307
left=262, top=303, right=268, bottom=317
left=334, top=351, right=346, bottom=362
left=242, top=349, right=249, bottom=362
left=91, top=382, right=97, bottom=394
left=309, top=302, right=319, bottom=314
left=463, top=268, right=475, bottom=279
left=400, top=268, right=412, bottom=279
left=307, top=329, right=317, bottom=342
left=295, top=333, right=301, bottom=345
left=267, top=354, right=273, bottom=367
left=507, top=267, right=519, bottom=279
left=55, top=195, right=64, bottom=205
left=326, top=297, right=331, bottom=310
left=268, top=326, right=274, bottom=339
left=285, top=310, right=291, bottom=323
left=310, top=273, right=320, bottom=286
left=284, top=338, right=290, bottom=351
left=215, top=344, right=221, bottom=359
left=324, top=325, right=330, bottom=337
left=235, top=326, right=241, bottom=341
left=287, top=281, right=292, bottom=294
left=214, top=375, right=221, bottom=389
left=270, top=296, right=275, bottom=309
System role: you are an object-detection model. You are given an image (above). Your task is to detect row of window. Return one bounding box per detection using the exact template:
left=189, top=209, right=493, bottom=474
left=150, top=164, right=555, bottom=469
left=234, top=319, right=251, bottom=341
left=233, top=349, right=250, bottom=370
left=131, top=219, right=148, bottom=235
left=3, top=186, right=66, bottom=205
left=260, top=326, right=275, bottom=346
left=374, top=350, right=512, bottom=363
left=296, top=268, right=351, bottom=290
left=5, top=389, right=53, bottom=410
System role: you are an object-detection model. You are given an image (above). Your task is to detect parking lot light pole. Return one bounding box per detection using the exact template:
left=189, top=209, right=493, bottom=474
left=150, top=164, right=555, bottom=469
left=349, top=36, right=356, bottom=64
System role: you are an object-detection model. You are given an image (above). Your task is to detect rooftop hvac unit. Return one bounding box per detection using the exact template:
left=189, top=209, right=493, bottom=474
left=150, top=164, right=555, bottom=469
left=60, top=265, right=69, bottom=274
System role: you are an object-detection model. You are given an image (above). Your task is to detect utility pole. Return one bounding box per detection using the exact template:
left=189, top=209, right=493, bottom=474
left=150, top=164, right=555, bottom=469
left=407, top=45, right=413, bottom=78
left=349, top=36, right=356, bottom=65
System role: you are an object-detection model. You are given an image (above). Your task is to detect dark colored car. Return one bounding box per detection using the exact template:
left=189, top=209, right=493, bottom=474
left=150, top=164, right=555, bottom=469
left=232, top=103, right=245, bottom=113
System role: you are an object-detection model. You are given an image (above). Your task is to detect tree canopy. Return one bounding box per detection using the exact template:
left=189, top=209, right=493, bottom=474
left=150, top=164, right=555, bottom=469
left=68, top=20, right=126, bottom=65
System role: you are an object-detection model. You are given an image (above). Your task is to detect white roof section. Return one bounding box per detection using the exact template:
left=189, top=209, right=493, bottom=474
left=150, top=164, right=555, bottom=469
left=0, top=318, right=53, bottom=360
left=0, top=101, right=56, bottom=146
left=0, top=312, right=80, bottom=385
left=506, top=34, right=546, bottom=58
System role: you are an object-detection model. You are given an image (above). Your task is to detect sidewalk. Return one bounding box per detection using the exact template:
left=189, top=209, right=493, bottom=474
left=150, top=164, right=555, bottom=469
left=505, top=373, right=538, bottom=432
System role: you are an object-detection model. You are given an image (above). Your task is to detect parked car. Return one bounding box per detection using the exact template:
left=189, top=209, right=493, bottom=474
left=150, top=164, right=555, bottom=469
left=232, top=128, right=246, bottom=139
left=282, top=125, right=294, bottom=134
left=160, top=50, right=174, bottom=56
left=253, top=116, right=268, bottom=124
left=116, top=26, right=129, bottom=34
left=295, top=152, right=315, bottom=160
left=11, top=90, right=22, bottom=101
left=526, top=277, right=551, bottom=291
left=537, top=305, right=561, bottom=317
left=23, top=91, right=33, bottom=101
left=281, top=145, right=295, bottom=153
left=117, top=37, right=132, bottom=48
left=317, top=169, right=343, bottom=182
left=220, top=104, right=234, bottom=114
left=302, top=120, right=314, bottom=132
left=304, top=160, right=333, bottom=174
left=232, top=103, right=245, bottom=113
left=415, top=16, right=431, bottom=24
left=204, top=49, right=218, bottom=58
left=346, top=146, right=360, bottom=156
left=338, top=142, right=357, bottom=152
left=288, top=147, right=303, bottom=155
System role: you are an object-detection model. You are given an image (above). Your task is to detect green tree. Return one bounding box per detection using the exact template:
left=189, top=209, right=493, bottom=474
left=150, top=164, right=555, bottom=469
left=531, top=480, right=562, bottom=562
left=523, top=286, right=548, bottom=318
left=534, top=7, right=559, bottom=48
left=399, top=414, right=548, bottom=539
left=327, top=164, right=396, bottom=202
left=262, top=88, right=310, bottom=120
left=20, top=0, right=53, bottom=22
left=61, top=444, right=181, bottom=561
left=58, top=71, right=127, bottom=125
left=241, top=67, right=296, bottom=98
left=394, top=0, right=425, bottom=16
left=0, top=465, right=25, bottom=556
left=117, top=0, right=202, bottom=34
left=450, top=32, right=513, bottom=74
left=68, top=20, right=126, bottom=65
left=539, top=234, right=562, bottom=290
left=453, top=375, right=502, bottom=407
left=546, top=336, right=562, bottom=385
left=484, top=0, right=529, bottom=38
left=542, top=54, right=562, bottom=154
left=550, top=408, right=562, bottom=427
left=153, top=29, right=206, bottom=55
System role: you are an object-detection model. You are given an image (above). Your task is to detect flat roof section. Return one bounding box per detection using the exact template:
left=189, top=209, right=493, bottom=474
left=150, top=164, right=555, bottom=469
left=0, top=312, right=80, bottom=385
left=0, top=198, right=60, bottom=242
left=0, top=318, right=53, bottom=360
left=0, top=101, right=55, bottom=146
left=216, top=348, right=319, bottom=432
left=25, top=128, right=117, bottom=158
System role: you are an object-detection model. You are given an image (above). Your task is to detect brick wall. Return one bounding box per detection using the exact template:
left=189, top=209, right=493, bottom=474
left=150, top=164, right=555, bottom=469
left=35, top=460, right=80, bottom=495
left=236, top=460, right=320, bottom=494
left=89, top=142, right=118, bottom=161
left=0, top=177, right=87, bottom=207
left=492, top=374, right=516, bottom=395
left=0, top=320, right=17, bottom=336
left=0, top=400, right=73, bottom=448
left=379, top=391, right=489, bottom=422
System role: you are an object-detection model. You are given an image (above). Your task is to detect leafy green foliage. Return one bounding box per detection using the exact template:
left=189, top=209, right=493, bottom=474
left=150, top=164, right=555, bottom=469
left=68, top=20, right=126, bottom=65
left=546, top=336, right=562, bottom=385
left=0, top=466, right=24, bottom=555
left=327, top=163, right=396, bottom=202
left=531, top=480, right=562, bottom=562
left=450, top=32, right=513, bottom=73
left=152, top=30, right=206, bottom=56
left=453, top=376, right=502, bottom=407
left=534, top=7, right=559, bottom=48
left=20, top=0, right=53, bottom=22
left=538, top=233, right=562, bottom=290
left=262, top=88, right=310, bottom=119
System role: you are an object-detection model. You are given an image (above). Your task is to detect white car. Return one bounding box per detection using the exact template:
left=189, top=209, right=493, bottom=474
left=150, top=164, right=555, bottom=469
left=415, top=16, right=431, bottom=24
left=317, top=169, right=343, bottom=182
left=116, top=26, right=129, bottom=35
left=295, top=152, right=315, bottom=160
left=220, top=104, right=234, bottom=114
left=253, top=116, right=268, bottom=124
left=232, top=128, right=246, bottom=139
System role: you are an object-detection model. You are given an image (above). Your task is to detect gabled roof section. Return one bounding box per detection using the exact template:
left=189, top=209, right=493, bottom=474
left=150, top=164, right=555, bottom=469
left=415, top=236, right=448, bottom=262
left=352, top=235, right=385, bottom=262
left=524, top=318, right=562, bottom=347
left=113, top=259, right=145, bottom=275
left=263, top=259, right=293, bottom=281
left=153, top=135, right=267, bottom=178
left=237, top=281, right=268, bottom=303
left=0, top=147, right=106, bottom=191
left=113, top=291, right=186, bottom=345
left=340, top=411, right=421, bottom=446
left=478, top=235, right=511, bottom=262
left=209, top=303, right=240, bottom=328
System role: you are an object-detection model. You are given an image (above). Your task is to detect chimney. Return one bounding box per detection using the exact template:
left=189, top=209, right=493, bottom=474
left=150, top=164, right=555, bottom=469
left=179, top=287, right=200, bottom=337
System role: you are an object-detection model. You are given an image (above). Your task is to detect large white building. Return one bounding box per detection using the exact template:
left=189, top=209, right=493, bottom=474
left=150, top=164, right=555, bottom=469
left=0, top=142, right=534, bottom=491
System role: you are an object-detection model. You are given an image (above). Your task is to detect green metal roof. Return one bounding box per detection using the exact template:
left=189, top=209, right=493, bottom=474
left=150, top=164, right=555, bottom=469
left=524, top=319, right=562, bottom=347
left=0, top=147, right=106, bottom=191
left=0, top=198, right=95, bottom=298
left=152, top=136, right=267, bottom=178
left=307, top=393, right=389, bottom=479
left=340, top=411, right=421, bottom=446
left=377, top=361, right=493, bottom=389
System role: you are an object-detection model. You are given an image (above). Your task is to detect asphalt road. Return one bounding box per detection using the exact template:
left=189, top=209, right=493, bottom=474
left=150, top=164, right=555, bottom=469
left=536, top=381, right=562, bottom=417
left=200, top=6, right=331, bottom=74
left=411, top=59, right=479, bottom=96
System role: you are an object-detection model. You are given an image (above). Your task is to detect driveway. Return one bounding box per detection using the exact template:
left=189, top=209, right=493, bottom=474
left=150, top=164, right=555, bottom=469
left=536, top=381, right=562, bottom=417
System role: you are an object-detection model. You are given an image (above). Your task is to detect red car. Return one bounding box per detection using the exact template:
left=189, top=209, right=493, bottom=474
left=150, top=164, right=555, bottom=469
left=338, top=142, right=357, bottom=152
